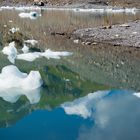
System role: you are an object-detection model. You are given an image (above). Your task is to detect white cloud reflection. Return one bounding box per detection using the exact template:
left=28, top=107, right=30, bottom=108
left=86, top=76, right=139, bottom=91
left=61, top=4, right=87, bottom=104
left=62, top=90, right=140, bottom=140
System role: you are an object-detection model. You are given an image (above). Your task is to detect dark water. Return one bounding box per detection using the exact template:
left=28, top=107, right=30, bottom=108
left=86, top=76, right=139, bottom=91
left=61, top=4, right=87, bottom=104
left=0, top=9, right=140, bottom=140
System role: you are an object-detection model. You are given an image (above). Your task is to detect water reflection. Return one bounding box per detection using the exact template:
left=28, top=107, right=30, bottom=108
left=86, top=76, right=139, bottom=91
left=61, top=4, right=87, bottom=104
left=0, top=90, right=140, bottom=140
left=76, top=90, right=140, bottom=140
left=0, top=88, right=41, bottom=104
left=0, top=63, right=108, bottom=128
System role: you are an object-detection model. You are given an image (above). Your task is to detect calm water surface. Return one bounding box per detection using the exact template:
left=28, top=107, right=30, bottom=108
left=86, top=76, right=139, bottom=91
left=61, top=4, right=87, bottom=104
left=0, top=9, right=140, bottom=140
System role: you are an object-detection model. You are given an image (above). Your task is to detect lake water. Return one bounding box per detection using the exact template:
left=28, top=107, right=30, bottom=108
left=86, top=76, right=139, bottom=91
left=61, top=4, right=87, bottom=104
left=0, top=8, right=140, bottom=140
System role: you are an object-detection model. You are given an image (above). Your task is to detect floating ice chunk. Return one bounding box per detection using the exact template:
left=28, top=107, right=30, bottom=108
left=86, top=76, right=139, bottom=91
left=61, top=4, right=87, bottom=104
left=2, top=42, right=72, bottom=62
left=17, top=49, right=72, bottom=61
left=42, top=49, right=73, bottom=59
left=0, top=65, right=42, bottom=104
left=133, top=92, right=140, bottom=98
left=21, top=71, right=43, bottom=90
left=125, top=8, right=137, bottom=14
left=19, top=12, right=41, bottom=19
left=0, top=6, right=14, bottom=10
left=9, top=27, right=20, bottom=33
left=0, top=65, right=43, bottom=90
left=61, top=91, right=109, bottom=119
left=22, top=44, right=29, bottom=53
left=24, top=39, right=38, bottom=46
left=17, top=52, right=41, bottom=61
left=2, top=42, right=17, bottom=64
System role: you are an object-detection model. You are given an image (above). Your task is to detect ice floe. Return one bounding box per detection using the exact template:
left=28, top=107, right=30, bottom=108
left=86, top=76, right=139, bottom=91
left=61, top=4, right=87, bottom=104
left=0, top=65, right=43, bottom=90
left=17, top=49, right=73, bottom=61
left=2, top=42, right=72, bottom=63
left=0, top=6, right=139, bottom=15
left=19, top=12, right=41, bottom=19
left=17, top=52, right=41, bottom=61
left=9, top=27, right=20, bottom=33
left=133, top=92, right=140, bottom=98
left=2, top=42, right=17, bottom=64
left=24, top=39, right=38, bottom=46
left=22, top=44, right=29, bottom=53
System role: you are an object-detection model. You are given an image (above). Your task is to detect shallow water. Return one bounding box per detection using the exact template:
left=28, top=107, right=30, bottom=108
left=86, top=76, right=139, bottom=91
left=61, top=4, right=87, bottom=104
left=0, top=9, right=140, bottom=140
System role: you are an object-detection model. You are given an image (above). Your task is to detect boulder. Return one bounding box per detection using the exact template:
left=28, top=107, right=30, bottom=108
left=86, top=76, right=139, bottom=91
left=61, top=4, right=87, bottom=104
left=33, top=0, right=45, bottom=6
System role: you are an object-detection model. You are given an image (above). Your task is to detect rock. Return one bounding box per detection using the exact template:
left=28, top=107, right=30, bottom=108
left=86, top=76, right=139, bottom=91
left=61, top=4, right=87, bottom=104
left=34, top=0, right=45, bottom=6
left=88, top=1, right=108, bottom=6
left=92, top=42, right=97, bottom=45
left=50, top=32, right=65, bottom=36
left=3, top=31, right=24, bottom=48
left=85, top=42, right=92, bottom=45
left=102, top=25, right=112, bottom=29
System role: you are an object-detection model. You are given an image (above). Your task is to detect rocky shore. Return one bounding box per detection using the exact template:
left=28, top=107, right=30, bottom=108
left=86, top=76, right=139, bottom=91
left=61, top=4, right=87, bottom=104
left=0, top=0, right=140, bottom=49
left=72, top=20, right=140, bottom=48
left=0, top=0, right=140, bottom=8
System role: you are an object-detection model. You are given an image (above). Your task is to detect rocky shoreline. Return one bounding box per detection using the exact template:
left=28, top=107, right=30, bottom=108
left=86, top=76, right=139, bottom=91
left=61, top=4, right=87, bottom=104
left=72, top=20, right=140, bottom=48
left=0, top=1, right=140, bottom=49
left=0, top=0, right=140, bottom=8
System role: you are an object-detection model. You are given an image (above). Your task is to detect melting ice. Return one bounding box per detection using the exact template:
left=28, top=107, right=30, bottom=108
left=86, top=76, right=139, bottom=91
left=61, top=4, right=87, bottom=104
left=2, top=42, right=73, bottom=63
left=19, top=12, right=41, bottom=19
left=0, top=65, right=42, bottom=90
left=2, top=42, right=17, bottom=64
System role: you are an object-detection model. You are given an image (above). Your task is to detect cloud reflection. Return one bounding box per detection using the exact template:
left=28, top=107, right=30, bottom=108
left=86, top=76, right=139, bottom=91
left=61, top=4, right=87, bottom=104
left=62, top=90, right=140, bottom=140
